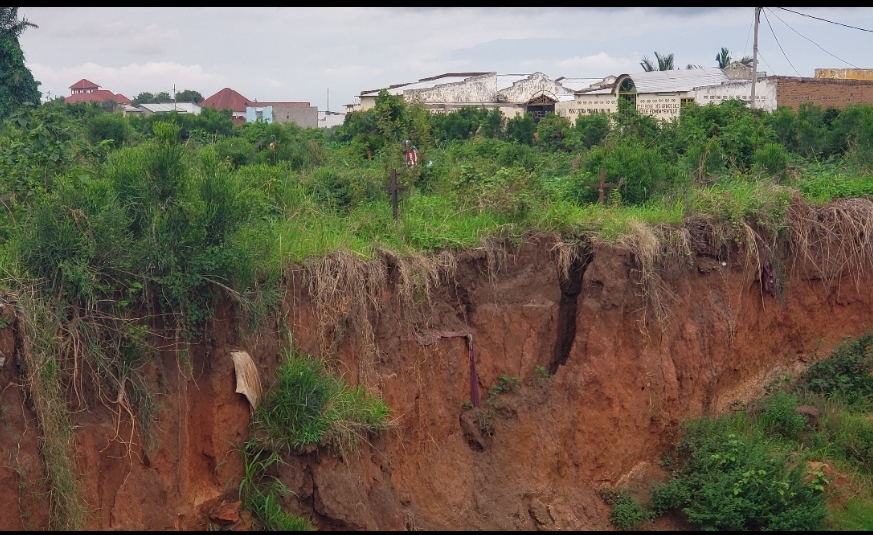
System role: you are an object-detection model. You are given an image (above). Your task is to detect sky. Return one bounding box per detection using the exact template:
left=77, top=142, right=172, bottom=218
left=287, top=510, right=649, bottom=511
left=17, top=7, right=873, bottom=111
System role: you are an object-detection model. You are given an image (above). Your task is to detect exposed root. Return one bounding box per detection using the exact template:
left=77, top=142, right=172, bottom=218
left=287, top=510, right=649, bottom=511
left=305, top=250, right=385, bottom=383
left=551, top=237, right=586, bottom=282
left=788, top=198, right=873, bottom=289
left=615, top=221, right=687, bottom=335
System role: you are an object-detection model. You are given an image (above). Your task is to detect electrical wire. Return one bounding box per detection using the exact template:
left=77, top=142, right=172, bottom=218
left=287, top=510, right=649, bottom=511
left=757, top=49, right=775, bottom=76
left=763, top=8, right=801, bottom=76
left=767, top=7, right=858, bottom=68
left=777, top=7, right=873, bottom=34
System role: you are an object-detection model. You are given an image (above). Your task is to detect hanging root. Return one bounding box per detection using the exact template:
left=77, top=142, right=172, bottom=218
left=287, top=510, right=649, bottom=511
left=788, top=198, right=873, bottom=289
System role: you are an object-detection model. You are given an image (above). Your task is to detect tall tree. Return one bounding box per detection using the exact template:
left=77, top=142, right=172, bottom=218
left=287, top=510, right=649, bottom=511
left=716, top=47, right=754, bottom=69
left=640, top=51, right=676, bottom=72
left=175, top=89, right=203, bottom=104
left=0, top=7, right=40, bottom=120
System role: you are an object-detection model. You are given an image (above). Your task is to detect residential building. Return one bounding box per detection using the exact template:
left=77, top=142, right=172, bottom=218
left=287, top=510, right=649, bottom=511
left=63, top=79, right=131, bottom=105
left=137, top=102, right=202, bottom=116
left=202, top=88, right=252, bottom=124
left=245, top=101, right=317, bottom=128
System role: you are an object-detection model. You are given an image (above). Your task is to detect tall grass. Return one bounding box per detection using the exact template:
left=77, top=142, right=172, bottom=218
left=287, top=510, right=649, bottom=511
left=253, top=346, right=391, bottom=456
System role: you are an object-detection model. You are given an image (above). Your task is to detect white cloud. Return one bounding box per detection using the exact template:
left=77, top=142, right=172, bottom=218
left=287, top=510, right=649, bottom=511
left=58, top=22, right=180, bottom=55
left=29, top=61, right=225, bottom=100
left=558, top=53, right=634, bottom=72
left=264, top=77, right=285, bottom=88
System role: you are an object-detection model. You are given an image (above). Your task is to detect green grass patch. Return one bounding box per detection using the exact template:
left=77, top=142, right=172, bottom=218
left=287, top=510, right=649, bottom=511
left=254, top=346, right=391, bottom=455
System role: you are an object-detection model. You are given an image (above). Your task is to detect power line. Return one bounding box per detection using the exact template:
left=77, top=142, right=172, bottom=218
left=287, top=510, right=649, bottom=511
left=763, top=8, right=801, bottom=76
left=777, top=7, right=873, bottom=34
left=767, top=7, right=858, bottom=68
left=757, top=49, right=775, bottom=76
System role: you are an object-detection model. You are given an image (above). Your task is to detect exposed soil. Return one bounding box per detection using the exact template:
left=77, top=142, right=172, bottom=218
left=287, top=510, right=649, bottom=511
left=2, top=234, right=873, bottom=530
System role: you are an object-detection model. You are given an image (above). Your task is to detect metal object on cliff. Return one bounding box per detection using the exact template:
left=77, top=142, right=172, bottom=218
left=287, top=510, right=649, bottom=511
left=230, top=350, right=262, bottom=412
left=382, top=168, right=408, bottom=220
left=413, top=329, right=480, bottom=408
left=589, top=168, right=619, bottom=204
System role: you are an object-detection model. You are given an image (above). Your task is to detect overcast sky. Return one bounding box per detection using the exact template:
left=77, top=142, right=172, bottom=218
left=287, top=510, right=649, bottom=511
left=18, top=7, right=873, bottom=110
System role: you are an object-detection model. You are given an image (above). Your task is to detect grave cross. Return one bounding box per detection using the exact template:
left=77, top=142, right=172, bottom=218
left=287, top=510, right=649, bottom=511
left=589, top=168, right=619, bottom=204
left=382, top=168, right=408, bottom=220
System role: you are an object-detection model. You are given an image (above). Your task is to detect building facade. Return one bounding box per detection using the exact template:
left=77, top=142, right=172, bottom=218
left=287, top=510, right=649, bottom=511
left=244, top=102, right=317, bottom=128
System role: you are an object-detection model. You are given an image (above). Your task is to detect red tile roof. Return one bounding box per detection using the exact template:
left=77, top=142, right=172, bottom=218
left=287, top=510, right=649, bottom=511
left=69, top=78, right=100, bottom=90
left=202, top=88, right=252, bottom=113
left=64, top=90, right=131, bottom=105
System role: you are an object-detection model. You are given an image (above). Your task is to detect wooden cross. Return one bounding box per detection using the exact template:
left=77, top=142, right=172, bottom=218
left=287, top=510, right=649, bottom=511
left=589, top=168, right=619, bottom=204
left=382, top=168, right=408, bottom=220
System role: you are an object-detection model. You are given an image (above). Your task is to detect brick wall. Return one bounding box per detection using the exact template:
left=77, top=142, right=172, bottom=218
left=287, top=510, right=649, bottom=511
left=775, top=77, right=873, bottom=110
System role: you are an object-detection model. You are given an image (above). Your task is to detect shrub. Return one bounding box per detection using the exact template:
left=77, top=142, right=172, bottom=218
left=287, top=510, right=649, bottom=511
left=581, top=141, right=682, bottom=205
left=798, top=333, right=873, bottom=405
left=254, top=347, right=390, bottom=454
left=753, top=142, right=790, bottom=177
left=759, top=391, right=806, bottom=441
left=608, top=492, right=650, bottom=530
left=651, top=418, right=826, bottom=531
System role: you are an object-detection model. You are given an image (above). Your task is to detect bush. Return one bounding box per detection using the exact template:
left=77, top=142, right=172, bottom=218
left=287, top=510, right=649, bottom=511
left=651, top=418, right=826, bottom=531
left=581, top=141, right=682, bottom=205
left=798, top=333, right=873, bottom=405
left=753, top=142, right=790, bottom=177
left=254, top=347, right=390, bottom=454
left=605, top=491, right=650, bottom=530
left=759, top=391, right=806, bottom=441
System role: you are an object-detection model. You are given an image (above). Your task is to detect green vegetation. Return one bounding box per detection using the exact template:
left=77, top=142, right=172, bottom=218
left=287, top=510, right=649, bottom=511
left=598, top=488, right=652, bottom=530
left=253, top=345, right=391, bottom=455
left=237, top=444, right=313, bottom=531
left=236, top=342, right=390, bottom=530
left=606, top=334, right=873, bottom=531
left=0, top=8, right=40, bottom=120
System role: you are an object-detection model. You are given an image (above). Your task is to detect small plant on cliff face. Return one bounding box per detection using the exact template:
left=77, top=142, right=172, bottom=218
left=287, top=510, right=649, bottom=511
left=598, top=489, right=651, bottom=530
left=237, top=442, right=313, bottom=531
left=254, top=346, right=391, bottom=455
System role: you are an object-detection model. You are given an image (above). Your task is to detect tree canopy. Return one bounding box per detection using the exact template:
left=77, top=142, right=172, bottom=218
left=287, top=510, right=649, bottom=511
left=0, top=7, right=40, bottom=120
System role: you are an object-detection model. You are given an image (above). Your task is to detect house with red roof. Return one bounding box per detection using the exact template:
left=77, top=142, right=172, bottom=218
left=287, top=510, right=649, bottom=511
left=64, top=79, right=131, bottom=105
left=202, top=88, right=252, bottom=124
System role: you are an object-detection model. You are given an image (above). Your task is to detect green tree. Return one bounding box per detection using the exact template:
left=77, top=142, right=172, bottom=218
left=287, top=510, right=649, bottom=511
left=174, top=89, right=203, bottom=104
left=0, top=7, right=40, bottom=120
left=717, top=47, right=753, bottom=68
left=640, top=51, right=675, bottom=72
left=131, top=91, right=172, bottom=105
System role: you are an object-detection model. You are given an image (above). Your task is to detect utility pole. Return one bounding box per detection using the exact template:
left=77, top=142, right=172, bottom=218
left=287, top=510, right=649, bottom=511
left=750, top=7, right=761, bottom=109
left=327, top=88, right=330, bottom=113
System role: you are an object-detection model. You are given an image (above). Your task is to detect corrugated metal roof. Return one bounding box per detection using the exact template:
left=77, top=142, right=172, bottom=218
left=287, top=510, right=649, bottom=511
left=574, top=87, right=613, bottom=95
left=627, top=68, right=728, bottom=94
left=495, top=74, right=530, bottom=91
left=139, top=103, right=201, bottom=114
left=556, top=78, right=602, bottom=92
left=361, top=72, right=498, bottom=97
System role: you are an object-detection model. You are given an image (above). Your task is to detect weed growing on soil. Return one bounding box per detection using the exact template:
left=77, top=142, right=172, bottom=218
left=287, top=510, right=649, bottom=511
left=597, top=488, right=651, bottom=530
left=237, top=442, right=312, bottom=531
left=253, top=345, right=390, bottom=456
